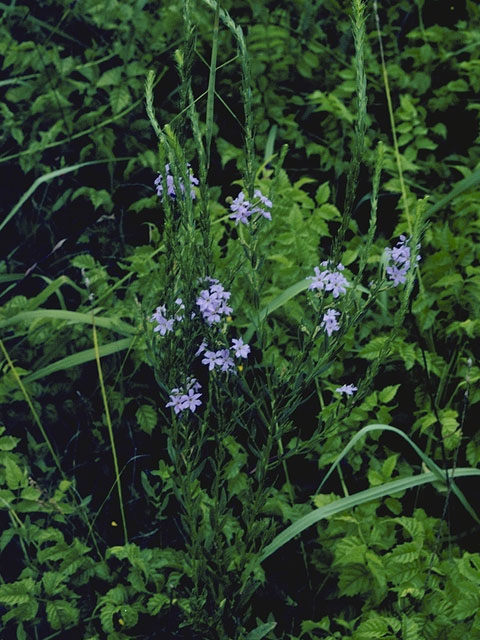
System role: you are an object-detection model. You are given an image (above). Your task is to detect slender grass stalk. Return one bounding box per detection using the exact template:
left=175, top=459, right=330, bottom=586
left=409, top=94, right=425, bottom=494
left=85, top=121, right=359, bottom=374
left=92, top=319, right=128, bottom=544
left=372, top=0, right=412, bottom=234
left=0, top=338, right=64, bottom=475
left=205, top=0, right=220, bottom=170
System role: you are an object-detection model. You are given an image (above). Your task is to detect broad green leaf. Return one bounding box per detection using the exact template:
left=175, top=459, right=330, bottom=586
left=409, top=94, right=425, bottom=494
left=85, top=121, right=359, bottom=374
left=110, top=86, right=130, bottom=114
left=4, top=458, right=27, bottom=490
left=136, top=405, right=157, bottom=435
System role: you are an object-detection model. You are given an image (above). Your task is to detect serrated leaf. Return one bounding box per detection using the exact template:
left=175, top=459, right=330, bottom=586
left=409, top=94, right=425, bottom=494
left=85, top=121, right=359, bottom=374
left=42, top=571, right=66, bottom=596
left=110, top=86, right=130, bottom=114
left=379, top=384, right=400, bottom=404
left=317, top=203, right=341, bottom=220
left=0, top=578, right=36, bottom=605
left=20, top=486, right=42, bottom=501
left=72, top=187, right=113, bottom=212
left=147, top=593, right=169, bottom=615
left=46, top=599, right=79, bottom=630
left=71, top=254, right=96, bottom=269
left=136, top=405, right=157, bottom=434
left=389, top=541, right=420, bottom=564
left=315, top=182, right=330, bottom=205
left=337, top=563, right=370, bottom=597
left=0, top=435, right=20, bottom=451
left=100, top=603, right=117, bottom=633
left=97, top=67, right=123, bottom=87
left=452, top=594, right=479, bottom=620
left=4, top=458, right=27, bottom=490
left=382, top=454, right=399, bottom=479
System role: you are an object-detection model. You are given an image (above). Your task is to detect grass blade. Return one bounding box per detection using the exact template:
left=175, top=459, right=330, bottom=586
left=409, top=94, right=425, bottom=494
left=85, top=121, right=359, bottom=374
left=259, top=467, right=480, bottom=563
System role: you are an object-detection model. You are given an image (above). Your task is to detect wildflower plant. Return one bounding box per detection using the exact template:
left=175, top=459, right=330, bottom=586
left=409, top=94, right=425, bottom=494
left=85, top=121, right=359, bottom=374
left=1, top=0, right=479, bottom=639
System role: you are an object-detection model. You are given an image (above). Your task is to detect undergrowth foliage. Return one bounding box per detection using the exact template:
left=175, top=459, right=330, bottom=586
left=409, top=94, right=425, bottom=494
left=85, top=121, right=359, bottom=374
left=1, top=0, right=480, bottom=639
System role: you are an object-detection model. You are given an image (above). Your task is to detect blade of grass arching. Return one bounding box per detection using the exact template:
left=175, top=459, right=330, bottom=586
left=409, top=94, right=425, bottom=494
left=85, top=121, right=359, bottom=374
left=243, top=279, right=371, bottom=344
left=316, top=423, right=480, bottom=525
left=426, top=166, right=480, bottom=218
left=92, top=320, right=128, bottom=545
left=259, top=466, right=480, bottom=563
left=23, top=338, right=135, bottom=384
left=1, top=158, right=131, bottom=234
left=0, top=309, right=136, bottom=337
left=205, top=0, right=220, bottom=169
left=0, top=274, right=85, bottom=305
left=242, top=278, right=312, bottom=343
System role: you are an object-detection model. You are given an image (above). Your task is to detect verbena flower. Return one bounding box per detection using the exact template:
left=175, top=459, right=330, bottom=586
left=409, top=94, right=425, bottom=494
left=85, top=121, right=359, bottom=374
left=385, top=235, right=421, bottom=286
left=166, top=378, right=202, bottom=415
left=229, top=188, right=272, bottom=225
left=202, top=348, right=235, bottom=373
left=196, top=279, right=233, bottom=325
left=336, top=384, right=357, bottom=396
left=154, top=163, right=199, bottom=200
left=150, top=305, right=175, bottom=335
left=151, top=298, right=185, bottom=335
left=229, top=192, right=252, bottom=225
left=321, top=308, right=340, bottom=336
left=231, top=337, right=250, bottom=359
left=252, top=189, right=273, bottom=220
left=308, top=262, right=350, bottom=298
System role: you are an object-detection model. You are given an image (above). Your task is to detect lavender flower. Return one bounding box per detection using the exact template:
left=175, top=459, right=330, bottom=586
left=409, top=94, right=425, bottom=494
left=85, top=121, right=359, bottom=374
left=202, top=348, right=235, bottom=373
left=229, top=192, right=252, bottom=225
left=166, top=379, right=202, bottom=415
left=321, top=309, right=340, bottom=336
left=196, top=280, right=233, bottom=325
left=151, top=298, right=186, bottom=335
left=336, top=384, right=357, bottom=396
left=308, top=262, right=350, bottom=298
left=229, top=188, right=272, bottom=225
left=385, top=235, right=421, bottom=286
left=202, top=349, right=226, bottom=371
left=154, top=163, right=199, bottom=200
left=252, top=188, right=273, bottom=220
left=231, top=337, right=250, bottom=359
left=151, top=305, right=175, bottom=335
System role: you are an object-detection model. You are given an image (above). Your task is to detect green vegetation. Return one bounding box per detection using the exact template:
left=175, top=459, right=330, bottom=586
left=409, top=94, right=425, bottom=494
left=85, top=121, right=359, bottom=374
left=1, top=0, right=480, bottom=638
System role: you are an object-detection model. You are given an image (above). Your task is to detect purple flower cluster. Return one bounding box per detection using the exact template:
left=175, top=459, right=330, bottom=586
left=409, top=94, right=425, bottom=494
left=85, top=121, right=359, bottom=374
left=321, top=309, right=340, bottom=337
left=154, top=163, right=199, bottom=200
left=151, top=298, right=185, bottom=335
left=166, top=378, right=202, bottom=415
left=197, top=337, right=250, bottom=374
left=196, top=279, right=233, bottom=325
left=308, top=262, right=350, bottom=338
left=385, top=235, right=421, bottom=286
left=308, top=262, right=350, bottom=298
left=229, top=189, right=272, bottom=225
